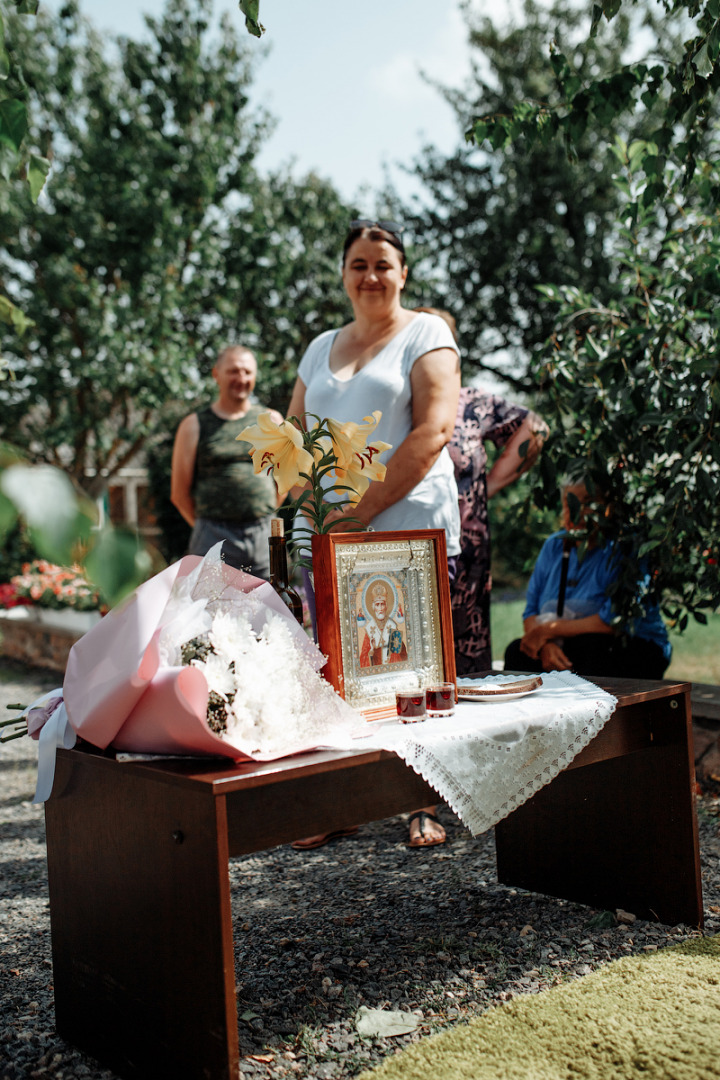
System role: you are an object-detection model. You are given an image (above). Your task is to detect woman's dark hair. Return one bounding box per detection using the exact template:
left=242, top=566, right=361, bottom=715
left=342, top=224, right=406, bottom=267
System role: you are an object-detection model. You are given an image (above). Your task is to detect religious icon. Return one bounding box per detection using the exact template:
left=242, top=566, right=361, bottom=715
left=311, top=530, right=455, bottom=713
left=356, top=575, right=408, bottom=669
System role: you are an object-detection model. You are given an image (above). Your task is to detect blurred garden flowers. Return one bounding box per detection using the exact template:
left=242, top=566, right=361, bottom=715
left=11, top=560, right=100, bottom=612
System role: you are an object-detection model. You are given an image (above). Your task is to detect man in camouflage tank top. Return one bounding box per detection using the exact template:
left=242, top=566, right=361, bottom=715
left=171, top=346, right=281, bottom=578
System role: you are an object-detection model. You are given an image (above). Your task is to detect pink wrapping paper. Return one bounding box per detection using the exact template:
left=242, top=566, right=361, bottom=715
left=63, top=557, right=199, bottom=749
left=61, top=548, right=337, bottom=762
left=110, top=662, right=243, bottom=758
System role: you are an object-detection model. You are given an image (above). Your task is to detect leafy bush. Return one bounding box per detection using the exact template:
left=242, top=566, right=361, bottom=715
left=489, top=475, right=559, bottom=591
left=531, top=145, right=720, bottom=629
left=0, top=522, right=37, bottom=583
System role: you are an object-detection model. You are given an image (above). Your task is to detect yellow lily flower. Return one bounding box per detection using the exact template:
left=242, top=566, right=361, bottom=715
left=336, top=440, right=392, bottom=504
left=326, top=411, right=386, bottom=471
left=238, top=412, right=313, bottom=498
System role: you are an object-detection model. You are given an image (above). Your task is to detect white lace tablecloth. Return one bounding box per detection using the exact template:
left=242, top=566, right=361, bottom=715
left=328, top=671, right=617, bottom=836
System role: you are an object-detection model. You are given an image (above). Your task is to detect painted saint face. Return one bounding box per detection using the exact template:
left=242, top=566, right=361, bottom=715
left=373, top=596, right=388, bottom=621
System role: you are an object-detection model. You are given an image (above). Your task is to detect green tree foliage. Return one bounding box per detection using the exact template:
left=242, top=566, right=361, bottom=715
left=398, top=0, right=697, bottom=391
left=533, top=143, right=720, bottom=625
left=470, top=0, right=720, bottom=192
left=0, top=0, right=49, bottom=198
left=0, top=3, right=151, bottom=602
left=452, top=0, right=720, bottom=625
left=0, top=0, right=49, bottom=348
left=0, top=0, right=263, bottom=496
left=0, top=0, right=353, bottom=501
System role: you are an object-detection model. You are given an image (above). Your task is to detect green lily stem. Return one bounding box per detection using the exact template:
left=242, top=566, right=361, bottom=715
left=0, top=725, right=28, bottom=743
left=1, top=711, right=27, bottom=726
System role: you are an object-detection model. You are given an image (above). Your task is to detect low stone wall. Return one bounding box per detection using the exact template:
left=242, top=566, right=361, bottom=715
left=0, top=612, right=83, bottom=673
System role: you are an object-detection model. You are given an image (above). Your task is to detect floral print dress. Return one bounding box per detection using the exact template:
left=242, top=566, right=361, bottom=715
left=448, top=388, right=529, bottom=676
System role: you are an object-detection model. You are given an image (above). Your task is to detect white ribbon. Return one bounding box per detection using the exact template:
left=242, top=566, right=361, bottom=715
left=20, top=690, right=77, bottom=805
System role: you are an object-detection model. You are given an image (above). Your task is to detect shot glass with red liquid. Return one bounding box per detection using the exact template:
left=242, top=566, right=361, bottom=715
left=425, top=682, right=456, bottom=717
left=395, top=689, right=427, bottom=723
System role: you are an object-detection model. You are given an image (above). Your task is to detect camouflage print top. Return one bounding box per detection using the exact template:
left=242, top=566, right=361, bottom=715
left=193, top=404, right=277, bottom=524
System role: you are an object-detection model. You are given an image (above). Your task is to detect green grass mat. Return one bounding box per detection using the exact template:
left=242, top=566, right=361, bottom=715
left=359, top=936, right=720, bottom=1080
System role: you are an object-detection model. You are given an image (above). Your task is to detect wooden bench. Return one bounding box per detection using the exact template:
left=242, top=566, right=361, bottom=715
left=672, top=681, right=720, bottom=783
left=43, top=677, right=702, bottom=1080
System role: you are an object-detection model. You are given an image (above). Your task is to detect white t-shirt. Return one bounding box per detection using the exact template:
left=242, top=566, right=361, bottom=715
left=297, top=311, right=461, bottom=554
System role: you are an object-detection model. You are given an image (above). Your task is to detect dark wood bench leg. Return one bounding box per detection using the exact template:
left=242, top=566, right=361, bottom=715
left=494, top=696, right=703, bottom=927
left=45, top=754, right=238, bottom=1080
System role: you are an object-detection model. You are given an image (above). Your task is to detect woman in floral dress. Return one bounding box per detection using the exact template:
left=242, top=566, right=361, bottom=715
left=449, top=387, right=548, bottom=676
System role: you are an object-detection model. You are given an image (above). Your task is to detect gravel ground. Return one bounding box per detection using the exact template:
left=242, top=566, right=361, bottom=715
left=1, top=660, right=719, bottom=1080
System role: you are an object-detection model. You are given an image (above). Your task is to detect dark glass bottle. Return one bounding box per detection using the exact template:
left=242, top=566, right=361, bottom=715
left=268, top=519, right=304, bottom=626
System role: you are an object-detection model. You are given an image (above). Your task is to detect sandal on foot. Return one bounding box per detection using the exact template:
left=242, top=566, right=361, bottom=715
left=291, top=827, right=359, bottom=850
left=408, top=811, right=446, bottom=848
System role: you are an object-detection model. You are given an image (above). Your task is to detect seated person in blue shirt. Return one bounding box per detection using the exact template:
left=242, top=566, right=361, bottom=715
left=504, top=480, right=671, bottom=679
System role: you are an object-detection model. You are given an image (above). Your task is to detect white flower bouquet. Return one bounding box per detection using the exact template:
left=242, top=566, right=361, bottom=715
left=49, top=544, right=363, bottom=764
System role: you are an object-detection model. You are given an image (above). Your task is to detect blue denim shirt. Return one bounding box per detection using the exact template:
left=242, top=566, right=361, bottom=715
left=522, top=531, right=671, bottom=660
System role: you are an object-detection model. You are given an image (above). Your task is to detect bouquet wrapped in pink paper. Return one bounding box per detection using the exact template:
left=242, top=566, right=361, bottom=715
left=62, top=543, right=361, bottom=761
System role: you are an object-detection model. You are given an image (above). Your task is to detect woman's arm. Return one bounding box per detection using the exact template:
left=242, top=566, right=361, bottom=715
left=346, top=347, right=461, bottom=526
left=486, top=411, right=549, bottom=498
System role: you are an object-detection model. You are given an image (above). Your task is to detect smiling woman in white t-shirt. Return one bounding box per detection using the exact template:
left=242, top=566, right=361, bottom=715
left=287, top=221, right=461, bottom=548
left=286, top=220, right=461, bottom=851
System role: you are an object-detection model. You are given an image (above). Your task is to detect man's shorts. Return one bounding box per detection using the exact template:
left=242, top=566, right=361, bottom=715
left=188, top=513, right=274, bottom=580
